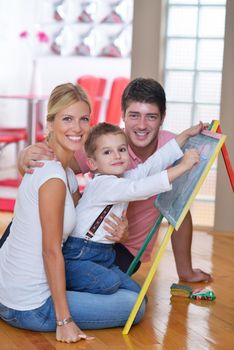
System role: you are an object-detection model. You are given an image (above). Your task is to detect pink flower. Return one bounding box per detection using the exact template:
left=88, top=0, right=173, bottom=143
left=37, top=31, right=49, bottom=43
left=19, top=30, right=49, bottom=43
left=19, top=31, right=29, bottom=39
left=19, top=30, right=49, bottom=57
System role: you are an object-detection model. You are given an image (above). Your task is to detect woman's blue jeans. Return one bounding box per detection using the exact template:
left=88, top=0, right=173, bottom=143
left=0, top=290, right=145, bottom=331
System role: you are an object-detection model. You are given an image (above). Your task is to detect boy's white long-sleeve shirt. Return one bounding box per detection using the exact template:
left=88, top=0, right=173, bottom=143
left=72, top=138, right=183, bottom=243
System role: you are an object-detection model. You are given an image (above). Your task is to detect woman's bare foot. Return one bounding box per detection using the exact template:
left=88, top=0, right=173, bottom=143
left=179, top=268, right=212, bottom=283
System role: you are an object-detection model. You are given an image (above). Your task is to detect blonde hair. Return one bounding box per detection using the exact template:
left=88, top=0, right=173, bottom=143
left=47, top=83, right=91, bottom=122
left=85, top=122, right=127, bottom=158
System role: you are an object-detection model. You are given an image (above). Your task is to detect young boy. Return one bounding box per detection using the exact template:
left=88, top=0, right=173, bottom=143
left=62, top=122, right=202, bottom=295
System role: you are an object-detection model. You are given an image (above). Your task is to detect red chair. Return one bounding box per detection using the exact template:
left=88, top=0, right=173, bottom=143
left=0, top=125, right=45, bottom=183
left=35, top=123, right=46, bottom=142
left=0, top=129, right=27, bottom=175
left=0, top=198, right=16, bottom=212
left=0, top=115, right=45, bottom=213
left=0, top=129, right=27, bottom=153
left=0, top=129, right=27, bottom=211
left=77, top=75, right=107, bottom=126
left=105, top=77, right=130, bottom=125
left=0, top=124, right=45, bottom=143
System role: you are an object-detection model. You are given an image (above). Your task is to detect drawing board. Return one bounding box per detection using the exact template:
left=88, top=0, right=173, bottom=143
left=155, top=130, right=226, bottom=230
left=123, top=128, right=226, bottom=335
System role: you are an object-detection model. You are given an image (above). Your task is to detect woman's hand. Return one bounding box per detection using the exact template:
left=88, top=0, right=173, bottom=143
left=104, top=210, right=128, bottom=243
left=56, top=321, right=94, bottom=343
left=18, top=142, right=55, bottom=175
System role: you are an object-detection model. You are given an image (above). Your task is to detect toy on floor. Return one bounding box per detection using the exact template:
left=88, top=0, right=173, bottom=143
left=170, top=283, right=193, bottom=297
left=170, top=283, right=216, bottom=301
left=190, top=287, right=216, bottom=301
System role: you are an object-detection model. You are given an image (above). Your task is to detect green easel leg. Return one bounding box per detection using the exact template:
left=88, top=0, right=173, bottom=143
left=127, top=213, right=164, bottom=276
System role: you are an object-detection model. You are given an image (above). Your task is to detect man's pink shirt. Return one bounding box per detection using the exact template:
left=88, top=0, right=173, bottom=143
left=75, top=130, right=175, bottom=262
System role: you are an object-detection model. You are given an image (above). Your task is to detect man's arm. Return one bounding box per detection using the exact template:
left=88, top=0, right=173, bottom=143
left=18, top=143, right=55, bottom=175
left=18, top=142, right=82, bottom=175
left=175, top=121, right=209, bottom=147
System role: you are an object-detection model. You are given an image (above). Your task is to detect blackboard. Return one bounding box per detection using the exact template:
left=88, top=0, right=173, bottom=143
left=155, top=130, right=226, bottom=230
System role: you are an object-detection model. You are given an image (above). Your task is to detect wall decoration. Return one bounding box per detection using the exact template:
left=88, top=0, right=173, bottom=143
left=38, top=0, right=133, bottom=57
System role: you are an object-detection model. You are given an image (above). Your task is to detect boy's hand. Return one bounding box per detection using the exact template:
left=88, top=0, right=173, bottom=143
left=168, top=149, right=200, bottom=183
left=181, top=149, right=200, bottom=171
left=18, top=143, right=55, bottom=175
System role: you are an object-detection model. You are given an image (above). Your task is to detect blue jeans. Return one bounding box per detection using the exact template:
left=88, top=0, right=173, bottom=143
left=62, top=237, right=141, bottom=294
left=0, top=290, right=145, bottom=331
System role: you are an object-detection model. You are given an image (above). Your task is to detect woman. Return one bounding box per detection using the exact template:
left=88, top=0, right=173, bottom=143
left=0, top=83, right=145, bottom=343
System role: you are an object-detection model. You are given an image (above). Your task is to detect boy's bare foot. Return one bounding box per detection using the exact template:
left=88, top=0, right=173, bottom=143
left=179, top=268, right=212, bottom=283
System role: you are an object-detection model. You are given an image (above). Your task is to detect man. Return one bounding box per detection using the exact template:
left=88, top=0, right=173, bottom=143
left=18, top=78, right=211, bottom=282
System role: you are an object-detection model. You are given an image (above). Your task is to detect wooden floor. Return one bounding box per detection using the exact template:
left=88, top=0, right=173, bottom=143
left=0, top=211, right=233, bottom=350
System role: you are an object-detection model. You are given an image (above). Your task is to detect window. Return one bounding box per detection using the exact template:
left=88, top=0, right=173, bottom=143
left=163, top=0, right=226, bottom=227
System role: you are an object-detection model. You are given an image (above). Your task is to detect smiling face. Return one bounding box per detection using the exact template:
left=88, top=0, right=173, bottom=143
left=87, top=133, right=129, bottom=176
left=48, top=100, right=90, bottom=157
left=122, top=101, right=165, bottom=161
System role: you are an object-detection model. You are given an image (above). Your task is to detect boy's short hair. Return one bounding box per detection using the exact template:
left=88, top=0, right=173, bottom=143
left=85, top=122, right=127, bottom=158
left=121, top=77, right=166, bottom=117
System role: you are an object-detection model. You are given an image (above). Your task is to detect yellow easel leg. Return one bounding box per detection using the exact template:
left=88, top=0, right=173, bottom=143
left=210, top=120, right=220, bottom=132
left=122, top=224, right=175, bottom=335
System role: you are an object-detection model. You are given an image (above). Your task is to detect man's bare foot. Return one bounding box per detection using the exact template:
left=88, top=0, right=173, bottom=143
left=179, top=268, right=212, bottom=283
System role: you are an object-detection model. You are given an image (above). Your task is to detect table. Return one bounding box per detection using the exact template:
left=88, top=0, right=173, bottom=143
left=0, top=94, right=48, bottom=145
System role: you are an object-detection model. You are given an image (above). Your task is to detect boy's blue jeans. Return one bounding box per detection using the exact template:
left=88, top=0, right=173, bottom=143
left=62, top=237, right=141, bottom=295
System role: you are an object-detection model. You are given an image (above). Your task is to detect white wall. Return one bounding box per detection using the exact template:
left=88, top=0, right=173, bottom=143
left=0, top=0, right=131, bottom=165
left=0, top=0, right=131, bottom=121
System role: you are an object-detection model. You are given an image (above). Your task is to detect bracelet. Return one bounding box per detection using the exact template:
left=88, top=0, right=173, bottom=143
left=56, top=316, right=73, bottom=326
